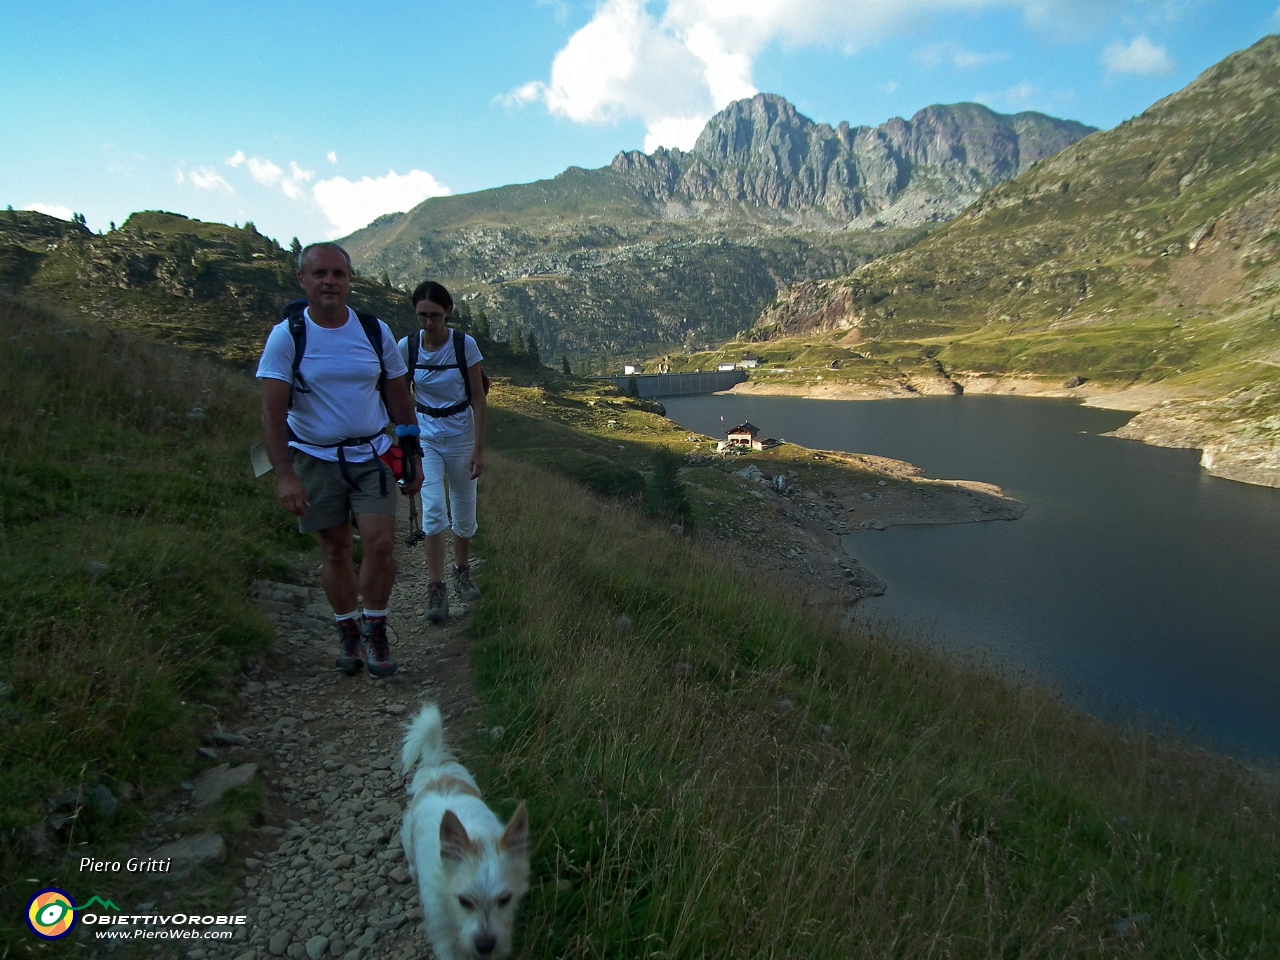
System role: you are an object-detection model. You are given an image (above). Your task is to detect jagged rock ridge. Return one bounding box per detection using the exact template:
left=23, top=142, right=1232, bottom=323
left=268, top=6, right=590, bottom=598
left=341, top=94, right=1094, bottom=358
left=610, top=95, right=1095, bottom=227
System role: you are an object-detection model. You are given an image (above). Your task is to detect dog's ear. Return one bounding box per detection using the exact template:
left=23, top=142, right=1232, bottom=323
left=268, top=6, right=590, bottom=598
left=440, top=809, right=473, bottom=864
left=499, top=802, right=529, bottom=855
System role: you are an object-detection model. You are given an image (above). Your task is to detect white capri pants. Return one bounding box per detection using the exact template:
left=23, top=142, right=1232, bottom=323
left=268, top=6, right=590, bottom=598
left=420, top=427, right=478, bottom=538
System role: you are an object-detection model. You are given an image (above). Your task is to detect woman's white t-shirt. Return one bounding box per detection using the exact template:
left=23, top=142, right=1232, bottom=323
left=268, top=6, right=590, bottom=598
left=256, top=308, right=407, bottom=461
left=397, top=331, right=484, bottom=439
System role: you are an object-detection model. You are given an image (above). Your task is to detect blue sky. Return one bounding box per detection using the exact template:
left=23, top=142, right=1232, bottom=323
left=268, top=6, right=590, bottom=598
left=3, top=0, right=1277, bottom=243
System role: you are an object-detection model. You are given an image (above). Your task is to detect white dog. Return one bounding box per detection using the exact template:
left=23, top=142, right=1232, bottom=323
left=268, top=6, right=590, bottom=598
left=400, top=703, right=530, bottom=960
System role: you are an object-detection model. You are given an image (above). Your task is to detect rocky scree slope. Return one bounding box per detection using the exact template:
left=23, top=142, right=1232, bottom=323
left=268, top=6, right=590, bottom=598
left=750, top=35, right=1280, bottom=487
left=343, top=95, right=1092, bottom=361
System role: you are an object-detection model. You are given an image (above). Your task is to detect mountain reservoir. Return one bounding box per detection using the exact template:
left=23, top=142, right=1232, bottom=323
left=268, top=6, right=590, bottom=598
left=664, top=393, right=1280, bottom=759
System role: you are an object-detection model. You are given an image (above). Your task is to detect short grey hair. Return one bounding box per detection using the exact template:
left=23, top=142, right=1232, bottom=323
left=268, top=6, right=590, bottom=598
left=297, top=242, right=352, bottom=273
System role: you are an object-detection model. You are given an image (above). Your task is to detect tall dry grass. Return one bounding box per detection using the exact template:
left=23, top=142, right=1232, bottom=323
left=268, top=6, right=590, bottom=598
left=468, top=453, right=1279, bottom=958
left=0, top=299, right=296, bottom=930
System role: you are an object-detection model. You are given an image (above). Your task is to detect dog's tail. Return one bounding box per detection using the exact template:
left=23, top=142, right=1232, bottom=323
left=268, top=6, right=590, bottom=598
left=401, top=702, right=449, bottom=778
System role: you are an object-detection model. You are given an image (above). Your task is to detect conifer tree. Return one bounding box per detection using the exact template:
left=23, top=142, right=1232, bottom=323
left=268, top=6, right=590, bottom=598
left=561, top=356, right=572, bottom=376
left=627, top=373, right=640, bottom=397
left=290, top=237, right=302, bottom=258
left=460, top=301, right=473, bottom=330
left=513, top=328, right=526, bottom=355
left=380, top=270, right=391, bottom=288
left=527, top=331, right=540, bottom=364
left=474, top=308, right=490, bottom=338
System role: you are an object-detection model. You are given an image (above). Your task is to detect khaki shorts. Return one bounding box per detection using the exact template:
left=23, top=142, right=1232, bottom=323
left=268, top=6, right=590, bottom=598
left=291, top=448, right=396, bottom=534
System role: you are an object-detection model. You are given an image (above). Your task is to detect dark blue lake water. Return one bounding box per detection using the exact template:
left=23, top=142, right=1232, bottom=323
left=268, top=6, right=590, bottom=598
left=663, top=394, right=1280, bottom=760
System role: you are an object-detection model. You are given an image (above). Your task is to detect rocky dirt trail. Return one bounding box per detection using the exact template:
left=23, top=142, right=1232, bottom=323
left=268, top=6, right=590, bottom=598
left=178, top=499, right=481, bottom=960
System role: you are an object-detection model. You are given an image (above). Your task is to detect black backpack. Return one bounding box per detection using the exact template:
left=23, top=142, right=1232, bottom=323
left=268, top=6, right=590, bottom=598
left=405, top=328, right=489, bottom=418
left=283, top=298, right=387, bottom=409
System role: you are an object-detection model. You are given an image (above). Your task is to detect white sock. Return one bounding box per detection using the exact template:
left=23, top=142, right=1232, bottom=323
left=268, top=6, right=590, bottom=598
left=363, top=608, right=388, bottom=620
left=334, top=611, right=359, bottom=622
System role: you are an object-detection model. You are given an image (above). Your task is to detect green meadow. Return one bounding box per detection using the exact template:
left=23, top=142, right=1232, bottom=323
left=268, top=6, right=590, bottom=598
left=1, top=298, right=1276, bottom=956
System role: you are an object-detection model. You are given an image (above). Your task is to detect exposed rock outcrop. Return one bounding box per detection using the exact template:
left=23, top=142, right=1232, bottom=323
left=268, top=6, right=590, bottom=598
left=1108, top=386, right=1280, bottom=488
left=611, top=95, right=1095, bottom=227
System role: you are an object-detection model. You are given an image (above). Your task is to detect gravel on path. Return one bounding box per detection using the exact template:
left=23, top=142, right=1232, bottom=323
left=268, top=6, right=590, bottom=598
left=184, top=494, right=482, bottom=960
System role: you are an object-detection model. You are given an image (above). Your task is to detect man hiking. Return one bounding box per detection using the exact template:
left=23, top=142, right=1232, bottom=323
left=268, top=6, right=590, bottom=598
left=256, top=242, right=421, bottom=678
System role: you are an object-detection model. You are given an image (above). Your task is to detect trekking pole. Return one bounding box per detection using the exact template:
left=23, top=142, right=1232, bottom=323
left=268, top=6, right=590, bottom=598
left=405, top=489, right=424, bottom=547
left=396, top=423, right=425, bottom=547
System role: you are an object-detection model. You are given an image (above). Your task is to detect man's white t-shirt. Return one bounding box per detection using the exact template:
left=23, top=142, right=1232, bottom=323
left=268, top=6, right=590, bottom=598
left=397, top=331, right=484, bottom=440
left=256, top=307, right=408, bottom=461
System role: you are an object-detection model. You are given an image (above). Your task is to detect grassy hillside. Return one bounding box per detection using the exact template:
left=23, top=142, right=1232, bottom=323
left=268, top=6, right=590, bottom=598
left=0, top=298, right=293, bottom=938
left=739, top=35, right=1280, bottom=485
left=0, top=209, right=418, bottom=364
left=468, top=454, right=1280, bottom=957
left=2, top=295, right=1277, bottom=955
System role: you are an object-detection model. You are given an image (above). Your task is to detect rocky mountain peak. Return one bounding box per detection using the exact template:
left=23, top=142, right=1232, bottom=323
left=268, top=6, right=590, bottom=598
left=610, top=94, right=1095, bottom=227
left=692, top=93, right=815, bottom=166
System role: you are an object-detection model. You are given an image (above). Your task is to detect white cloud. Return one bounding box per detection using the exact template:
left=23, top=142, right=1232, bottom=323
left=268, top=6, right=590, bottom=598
left=247, top=157, right=283, bottom=187
left=880, top=81, right=901, bottom=95
left=496, top=81, right=547, bottom=108
left=24, top=203, right=74, bottom=221
left=537, top=0, right=571, bottom=23
left=1274, top=4, right=1280, bottom=25
left=643, top=116, right=709, bottom=153
left=975, top=81, right=1040, bottom=110
left=205, top=150, right=450, bottom=236
left=503, top=0, right=1142, bottom=150
left=312, top=169, right=451, bottom=238
left=180, top=166, right=235, bottom=194
left=225, top=153, right=316, bottom=200
left=914, top=41, right=1010, bottom=69
left=1102, top=35, right=1176, bottom=76
left=281, top=162, right=314, bottom=201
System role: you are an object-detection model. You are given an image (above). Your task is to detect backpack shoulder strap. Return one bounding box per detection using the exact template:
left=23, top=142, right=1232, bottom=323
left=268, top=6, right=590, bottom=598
left=407, top=329, right=419, bottom=374
left=355, top=312, right=388, bottom=398
left=284, top=300, right=309, bottom=408
left=355, top=313, right=386, bottom=377
left=453, top=328, right=472, bottom=407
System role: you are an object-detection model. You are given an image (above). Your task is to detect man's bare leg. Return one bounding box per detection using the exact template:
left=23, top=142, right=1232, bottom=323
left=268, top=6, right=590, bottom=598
left=353, top=512, right=397, bottom=610
left=317, top=522, right=358, bottom=614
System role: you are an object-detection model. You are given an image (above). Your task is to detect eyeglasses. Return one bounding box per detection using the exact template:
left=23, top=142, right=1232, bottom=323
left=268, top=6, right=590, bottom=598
left=416, top=310, right=449, bottom=322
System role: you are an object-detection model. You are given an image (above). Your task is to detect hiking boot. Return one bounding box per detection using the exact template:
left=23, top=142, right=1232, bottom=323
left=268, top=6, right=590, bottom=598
left=425, top=581, right=449, bottom=623
left=361, top=617, right=398, bottom=678
left=335, top=618, right=364, bottom=675
left=453, top=564, right=481, bottom=602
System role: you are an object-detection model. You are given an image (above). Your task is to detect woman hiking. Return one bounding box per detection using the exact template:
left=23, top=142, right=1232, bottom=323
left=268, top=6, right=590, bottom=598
left=398, top=281, right=487, bottom=622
